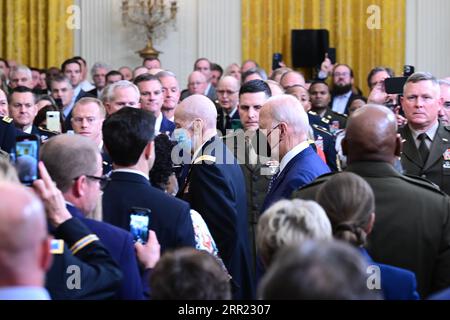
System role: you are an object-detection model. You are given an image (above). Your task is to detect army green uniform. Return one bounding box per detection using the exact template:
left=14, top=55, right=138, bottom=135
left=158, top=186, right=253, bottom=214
left=292, top=161, right=450, bottom=298
left=223, top=129, right=274, bottom=276
left=399, top=123, right=450, bottom=195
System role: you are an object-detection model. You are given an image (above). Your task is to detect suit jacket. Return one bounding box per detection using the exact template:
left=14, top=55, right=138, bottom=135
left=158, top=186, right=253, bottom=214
left=429, top=287, right=450, bottom=300
left=160, top=116, right=175, bottom=136
left=216, top=107, right=241, bottom=136
left=87, top=87, right=100, bottom=98
left=46, top=217, right=122, bottom=300
left=102, top=171, right=196, bottom=253
left=399, top=123, right=450, bottom=195
left=178, top=135, right=255, bottom=300
left=261, top=145, right=330, bottom=213
left=293, top=161, right=450, bottom=298
left=0, top=116, right=17, bottom=153
left=206, top=84, right=217, bottom=102
left=360, top=249, right=420, bottom=300
left=67, top=204, right=145, bottom=300
left=331, top=92, right=358, bottom=116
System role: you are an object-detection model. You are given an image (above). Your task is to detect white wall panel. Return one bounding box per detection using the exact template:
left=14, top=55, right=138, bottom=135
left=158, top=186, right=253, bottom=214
left=406, top=0, right=450, bottom=78
left=74, top=0, right=241, bottom=87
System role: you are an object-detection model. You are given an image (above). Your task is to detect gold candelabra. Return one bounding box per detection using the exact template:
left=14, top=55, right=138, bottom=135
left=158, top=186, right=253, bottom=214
left=121, top=0, right=178, bottom=59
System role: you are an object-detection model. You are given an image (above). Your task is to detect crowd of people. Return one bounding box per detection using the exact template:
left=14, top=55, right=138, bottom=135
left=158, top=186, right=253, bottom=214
left=0, top=54, right=450, bottom=300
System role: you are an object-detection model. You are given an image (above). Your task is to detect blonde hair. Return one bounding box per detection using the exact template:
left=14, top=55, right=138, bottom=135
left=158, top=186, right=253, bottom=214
left=257, top=199, right=332, bottom=266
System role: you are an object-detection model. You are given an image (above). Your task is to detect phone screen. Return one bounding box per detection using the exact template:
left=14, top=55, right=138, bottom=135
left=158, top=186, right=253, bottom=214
left=46, top=111, right=61, bottom=133
left=15, top=135, right=39, bottom=186
left=272, top=53, right=282, bottom=71
left=130, top=208, right=151, bottom=244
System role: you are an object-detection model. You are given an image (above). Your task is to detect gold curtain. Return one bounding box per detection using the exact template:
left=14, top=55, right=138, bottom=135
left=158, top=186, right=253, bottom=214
left=242, top=0, right=405, bottom=95
left=0, top=0, right=73, bottom=68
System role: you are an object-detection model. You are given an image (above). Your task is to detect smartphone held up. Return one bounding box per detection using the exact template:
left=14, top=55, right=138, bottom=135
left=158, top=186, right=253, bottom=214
left=14, top=134, right=40, bottom=186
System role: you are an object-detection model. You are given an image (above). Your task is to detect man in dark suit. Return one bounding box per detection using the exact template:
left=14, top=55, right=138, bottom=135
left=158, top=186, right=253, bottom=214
left=134, top=74, right=175, bottom=136
left=70, top=97, right=112, bottom=174
left=60, top=59, right=96, bottom=130
left=8, top=86, right=57, bottom=143
left=399, top=72, right=450, bottom=195
left=216, top=76, right=241, bottom=136
left=40, top=134, right=158, bottom=299
left=293, top=104, right=450, bottom=298
left=259, top=94, right=330, bottom=213
left=330, top=64, right=359, bottom=116
left=156, top=71, right=181, bottom=123
left=175, top=94, right=254, bottom=300
left=102, top=107, right=195, bottom=253
left=194, top=58, right=217, bottom=102
left=0, top=115, right=16, bottom=153
left=86, top=62, right=110, bottom=99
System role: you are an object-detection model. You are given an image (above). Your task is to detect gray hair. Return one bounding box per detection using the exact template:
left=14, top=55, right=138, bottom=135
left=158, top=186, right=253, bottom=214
left=404, top=72, right=440, bottom=95
left=257, top=199, right=332, bottom=266
left=101, top=80, right=140, bottom=104
left=90, top=62, right=111, bottom=77
left=10, top=65, right=32, bottom=80
left=438, top=79, right=450, bottom=88
left=262, top=94, right=310, bottom=135
left=258, top=240, right=380, bottom=300
left=40, top=134, right=99, bottom=192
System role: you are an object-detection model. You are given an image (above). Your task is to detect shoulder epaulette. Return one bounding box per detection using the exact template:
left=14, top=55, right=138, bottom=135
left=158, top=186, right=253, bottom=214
left=70, top=234, right=99, bottom=255
left=50, top=239, right=64, bottom=255
left=312, top=123, right=332, bottom=136
left=38, top=126, right=59, bottom=135
left=194, top=155, right=216, bottom=164
left=332, top=111, right=348, bottom=118
left=401, top=174, right=447, bottom=195
left=321, top=117, right=330, bottom=124
left=2, top=116, right=13, bottom=124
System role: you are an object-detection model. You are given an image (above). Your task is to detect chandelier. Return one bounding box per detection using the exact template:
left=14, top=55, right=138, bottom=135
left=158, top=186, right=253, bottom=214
left=121, top=0, right=178, bottom=59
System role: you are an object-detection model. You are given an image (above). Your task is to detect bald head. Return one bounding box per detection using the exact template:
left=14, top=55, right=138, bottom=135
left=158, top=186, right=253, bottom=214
left=344, top=104, right=399, bottom=163
left=176, top=94, right=218, bottom=130
left=0, top=182, right=50, bottom=285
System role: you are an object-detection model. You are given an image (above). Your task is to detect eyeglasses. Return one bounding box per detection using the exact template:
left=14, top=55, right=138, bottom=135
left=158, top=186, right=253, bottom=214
left=333, top=72, right=351, bottom=77
left=217, top=90, right=238, bottom=96
left=73, top=174, right=111, bottom=190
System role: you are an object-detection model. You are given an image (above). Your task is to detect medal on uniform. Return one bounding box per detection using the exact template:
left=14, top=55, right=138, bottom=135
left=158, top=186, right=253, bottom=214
left=443, top=149, right=450, bottom=160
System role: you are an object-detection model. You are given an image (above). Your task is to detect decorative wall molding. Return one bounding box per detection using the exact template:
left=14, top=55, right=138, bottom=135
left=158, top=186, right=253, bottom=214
left=74, top=0, right=242, bottom=87
left=406, top=0, right=450, bottom=78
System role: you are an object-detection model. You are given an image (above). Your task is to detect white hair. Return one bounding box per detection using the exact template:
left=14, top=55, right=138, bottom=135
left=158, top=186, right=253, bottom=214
left=101, top=80, right=140, bottom=103
left=257, top=199, right=332, bottom=265
left=263, top=94, right=310, bottom=135
left=10, top=65, right=32, bottom=80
